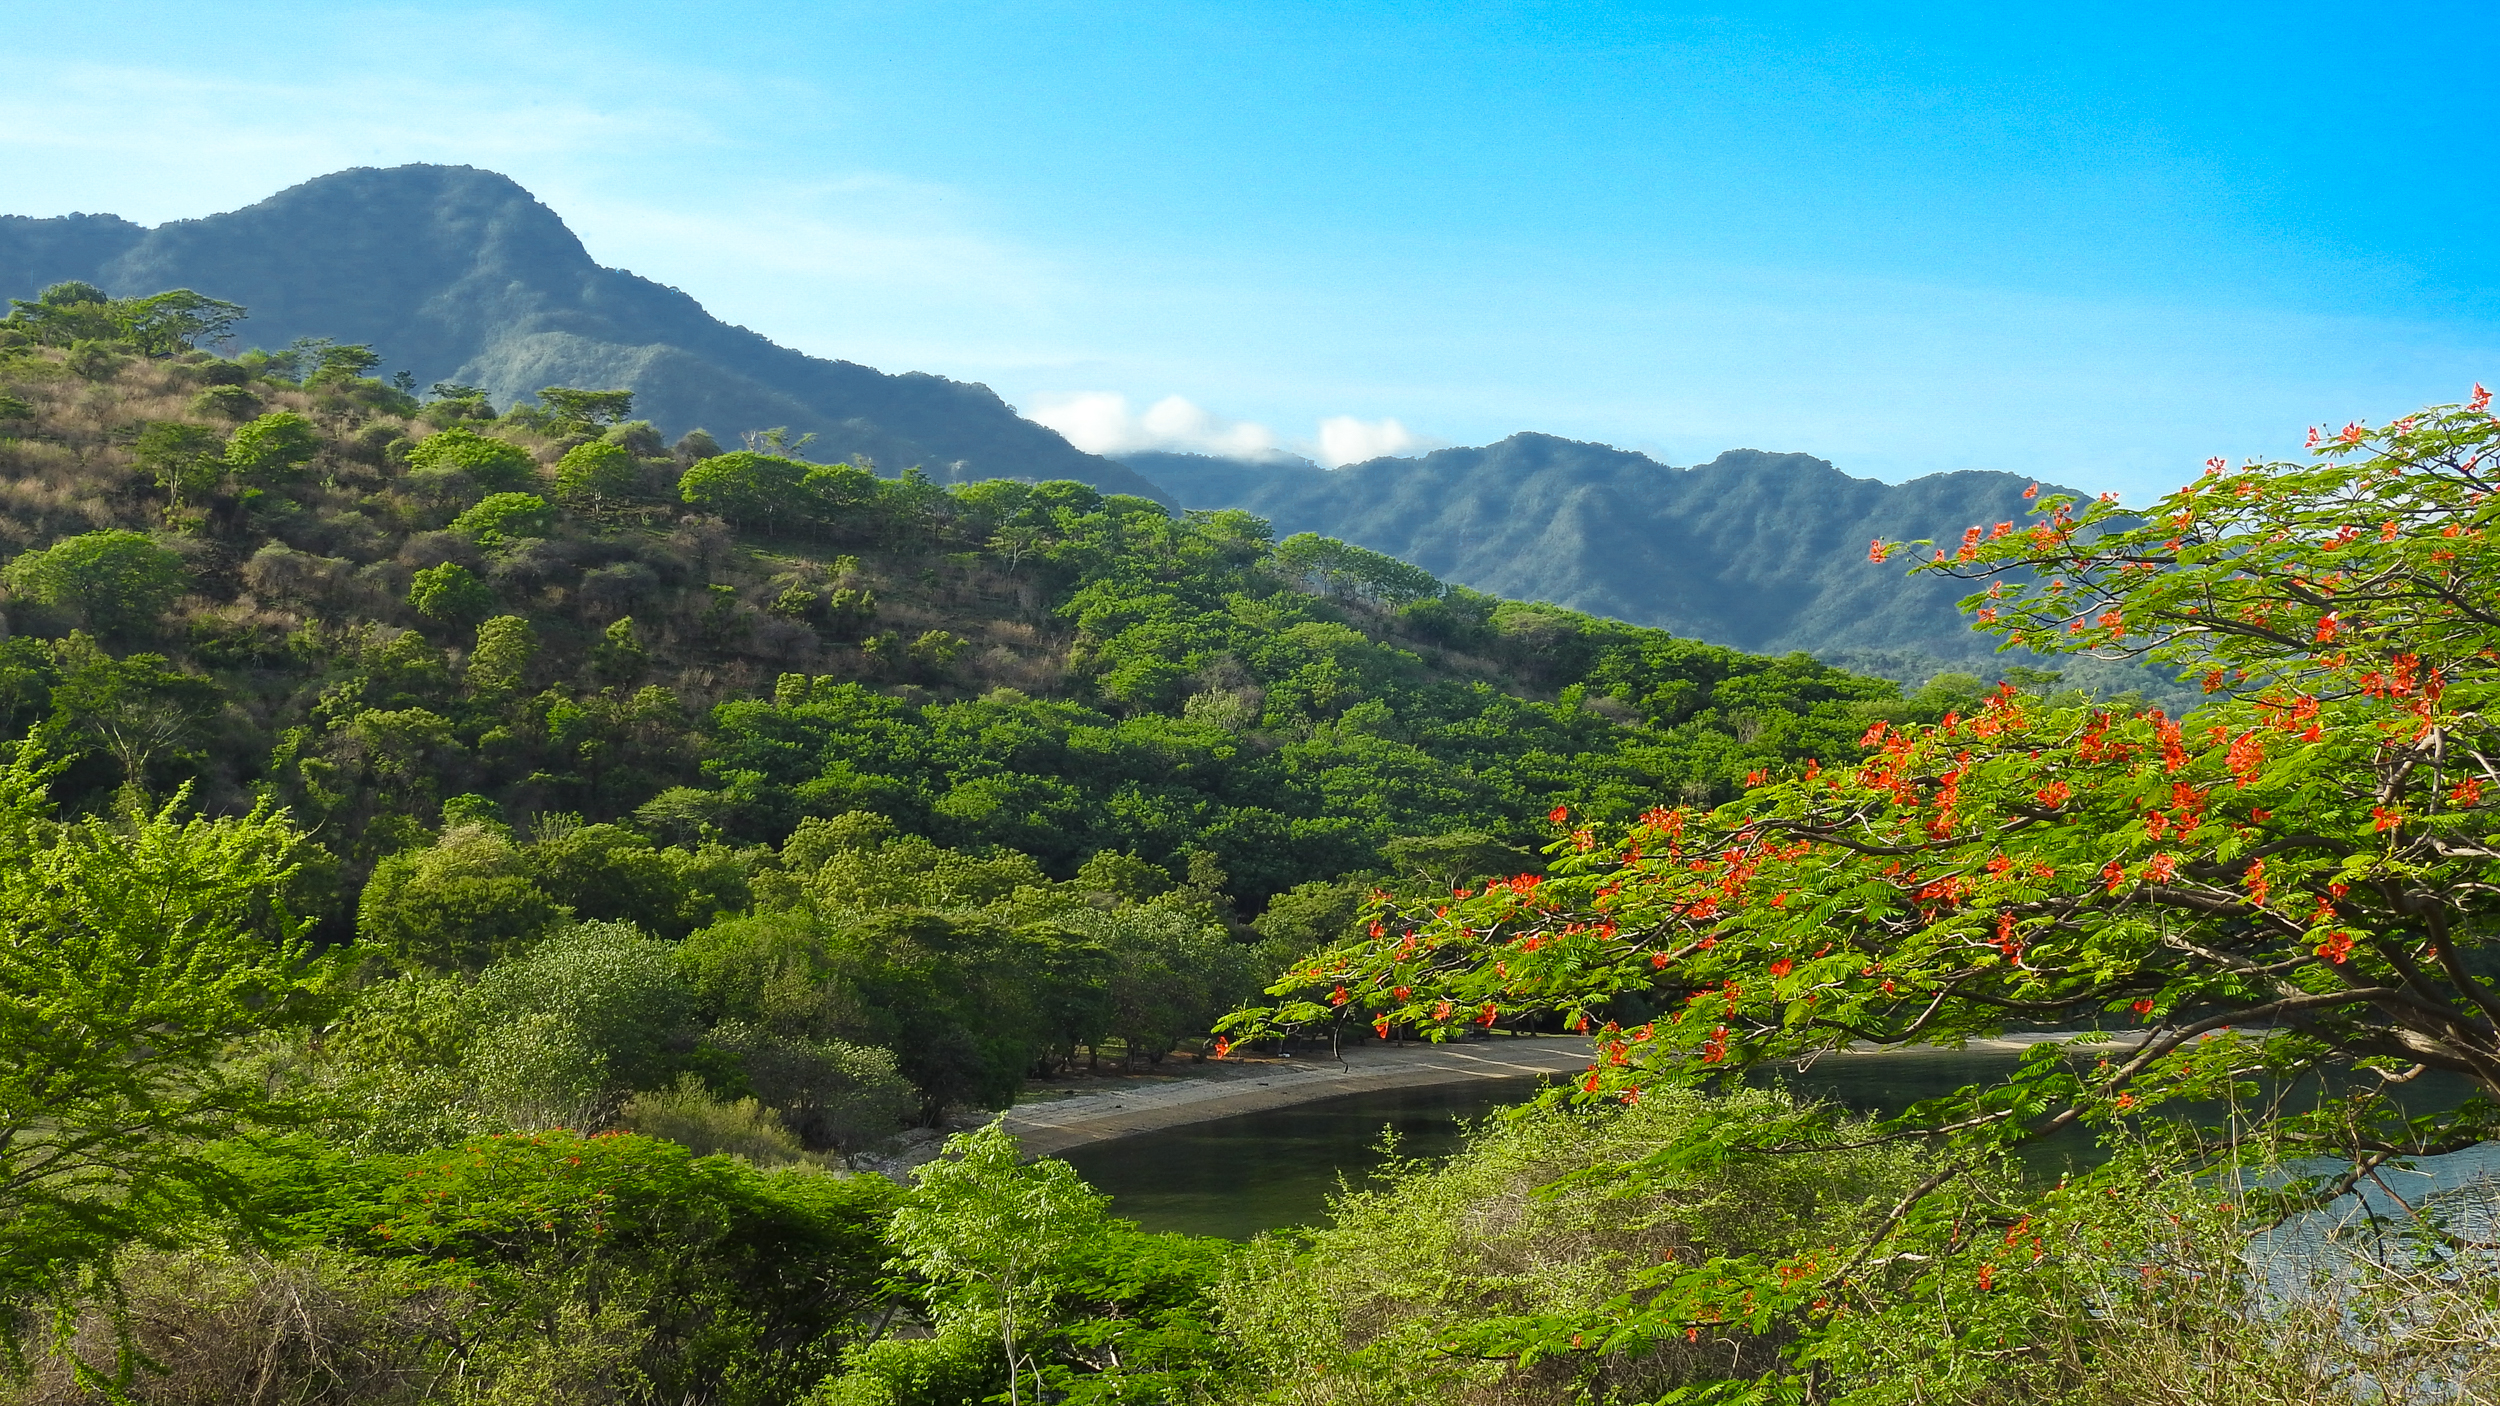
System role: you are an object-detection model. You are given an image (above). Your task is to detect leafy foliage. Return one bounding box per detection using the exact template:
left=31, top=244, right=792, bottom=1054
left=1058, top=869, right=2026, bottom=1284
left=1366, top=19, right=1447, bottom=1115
left=0, top=743, right=326, bottom=1374
left=1223, top=389, right=2500, bottom=1398
left=3, top=531, right=187, bottom=637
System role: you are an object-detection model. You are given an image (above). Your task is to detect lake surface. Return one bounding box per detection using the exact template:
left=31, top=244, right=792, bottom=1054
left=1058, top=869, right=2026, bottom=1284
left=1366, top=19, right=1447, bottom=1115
left=1060, top=1042, right=2500, bottom=1240
left=1059, top=1074, right=1560, bottom=1240
left=1060, top=1044, right=2064, bottom=1239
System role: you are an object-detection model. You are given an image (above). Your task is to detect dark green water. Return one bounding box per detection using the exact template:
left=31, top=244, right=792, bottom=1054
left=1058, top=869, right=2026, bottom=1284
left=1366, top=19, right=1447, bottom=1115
left=1067, top=1045, right=2500, bottom=1241
left=1059, top=1074, right=1562, bottom=1240
left=1059, top=1045, right=2055, bottom=1239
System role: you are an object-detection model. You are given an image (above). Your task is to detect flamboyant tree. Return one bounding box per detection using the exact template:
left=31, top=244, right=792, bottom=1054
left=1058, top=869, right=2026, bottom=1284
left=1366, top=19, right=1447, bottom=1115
left=1223, top=389, right=2500, bottom=1384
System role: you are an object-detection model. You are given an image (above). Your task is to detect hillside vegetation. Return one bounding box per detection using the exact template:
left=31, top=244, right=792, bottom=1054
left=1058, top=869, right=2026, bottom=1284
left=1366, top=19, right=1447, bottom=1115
left=0, top=279, right=2008, bottom=1118
left=5, top=279, right=2483, bottom=1406
left=0, top=163, right=1170, bottom=502
left=1129, top=438, right=2193, bottom=705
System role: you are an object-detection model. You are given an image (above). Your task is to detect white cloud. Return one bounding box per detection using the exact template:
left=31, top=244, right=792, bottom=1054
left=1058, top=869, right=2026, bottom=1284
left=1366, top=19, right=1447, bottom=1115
left=1315, top=415, right=1438, bottom=467
left=1028, top=392, right=1288, bottom=459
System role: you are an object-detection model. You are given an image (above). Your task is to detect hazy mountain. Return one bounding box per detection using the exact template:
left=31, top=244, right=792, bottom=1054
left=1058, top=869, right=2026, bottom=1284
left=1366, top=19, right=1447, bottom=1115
left=1123, top=438, right=2144, bottom=690
left=0, top=165, right=1173, bottom=504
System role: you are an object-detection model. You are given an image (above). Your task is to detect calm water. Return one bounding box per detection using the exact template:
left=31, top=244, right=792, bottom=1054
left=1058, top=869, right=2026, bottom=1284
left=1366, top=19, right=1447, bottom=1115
left=1059, top=1074, right=1560, bottom=1240
left=1057, top=1043, right=2500, bottom=1240
left=1060, top=1045, right=2049, bottom=1239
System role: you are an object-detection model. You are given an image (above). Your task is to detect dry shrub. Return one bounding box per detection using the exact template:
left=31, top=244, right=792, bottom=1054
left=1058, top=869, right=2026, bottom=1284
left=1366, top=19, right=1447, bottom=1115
left=6, top=1250, right=462, bottom=1406
left=620, top=1074, right=810, bottom=1165
left=1214, top=1087, right=1927, bottom=1406
left=2064, top=1182, right=2500, bottom=1406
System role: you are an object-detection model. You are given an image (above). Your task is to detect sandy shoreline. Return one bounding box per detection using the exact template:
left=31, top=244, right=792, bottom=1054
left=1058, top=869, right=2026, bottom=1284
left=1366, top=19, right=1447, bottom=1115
left=855, top=1029, right=2123, bottom=1172
left=996, top=1037, right=1596, bottom=1157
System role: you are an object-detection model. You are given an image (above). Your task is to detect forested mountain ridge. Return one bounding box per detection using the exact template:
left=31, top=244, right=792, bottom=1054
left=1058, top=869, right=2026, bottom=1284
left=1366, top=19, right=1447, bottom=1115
left=2, top=165, right=2160, bottom=682
left=0, top=164, right=1174, bottom=504
left=1125, top=436, right=2175, bottom=700
left=0, top=276, right=2013, bottom=975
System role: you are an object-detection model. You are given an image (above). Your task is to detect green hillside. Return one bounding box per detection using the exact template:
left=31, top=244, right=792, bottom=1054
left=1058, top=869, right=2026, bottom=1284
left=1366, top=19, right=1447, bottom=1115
left=4, top=279, right=2462, bottom=1406
left=0, top=288, right=1967, bottom=893
left=0, top=164, right=1173, bottom=503
left=1125, top=439, right=2194, bottom=707
left=0, top=280, right=2033, bottom=1399
left=0, top=278, right=2000, bottom=1074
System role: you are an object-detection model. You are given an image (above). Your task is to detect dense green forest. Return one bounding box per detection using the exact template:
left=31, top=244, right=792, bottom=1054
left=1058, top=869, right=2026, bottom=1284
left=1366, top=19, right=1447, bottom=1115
left=0, top=281, right=1991, bottom=1107
left=0, top=283, right=1955, bottom=1402
left=18, top=281, right=2447, bottom=1406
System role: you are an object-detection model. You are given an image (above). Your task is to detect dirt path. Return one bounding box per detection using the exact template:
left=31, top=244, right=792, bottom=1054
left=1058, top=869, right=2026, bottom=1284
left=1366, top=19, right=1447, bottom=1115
left=997, top=1038, right=1596, bottom=1157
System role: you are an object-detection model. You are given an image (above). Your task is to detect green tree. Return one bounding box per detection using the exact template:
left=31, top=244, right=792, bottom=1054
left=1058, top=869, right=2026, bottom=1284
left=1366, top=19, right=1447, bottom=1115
left=305, top=342, right=381, bottom=383
left=553, top=439, right=639, bottom=516
left=537, top=386, right=635, bottom=431
left=404, top=427, right=536, bottom=496
left=3, top=286, right=242, bottom=355
left=1269, top=532, right=1443, bottom=605
left=883, top=1123, right=1111, bottom=1406
left=3, top=282, right=115, bottom=344
left=221, top=411, right=321, bottom=481
left=590, top=615, right=649, bottom=682
left=4, top=531, right=188, bottom=636
left=448, top=491, right=552, bottom=547
left=465, top=614, right=537, bottom=695
left=1225, top=393, right=2500, bottom=1396
left=356, top=822, right=566, bottom=972
left=465, top=920, right=693, bottom=1127
left=130, top=421, right=226, bottom=506
left=115, top=290, right=246, bottom=355
left=702, top=1020, right=915, bottom=1159
left=0, top=745, right=326, bottom=1374
left=46, top=634, right=223, bottom=801
left=679, top=450, right=816, bottom=534
left=407, top=562, right=494, bottom=626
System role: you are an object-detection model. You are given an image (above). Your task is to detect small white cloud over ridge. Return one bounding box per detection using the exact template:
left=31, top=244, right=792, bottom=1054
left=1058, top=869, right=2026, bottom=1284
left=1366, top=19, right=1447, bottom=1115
left=1316, top=415, right=1436, bottom=467
left=1029, top=393, right=1445, bottom=468
left=1029, top=393, right=1288, bottom=460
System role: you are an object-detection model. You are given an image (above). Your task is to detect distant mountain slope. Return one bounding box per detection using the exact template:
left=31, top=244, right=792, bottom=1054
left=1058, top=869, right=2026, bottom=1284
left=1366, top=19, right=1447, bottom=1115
left=0, top=166, right=1172, bottom=503
left=1125, top=437, right=2078, bottom=665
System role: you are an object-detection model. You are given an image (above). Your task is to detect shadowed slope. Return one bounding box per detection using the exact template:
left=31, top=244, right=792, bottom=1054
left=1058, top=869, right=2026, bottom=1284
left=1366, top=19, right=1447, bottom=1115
left=1128, top=436, right=2060, bottom=660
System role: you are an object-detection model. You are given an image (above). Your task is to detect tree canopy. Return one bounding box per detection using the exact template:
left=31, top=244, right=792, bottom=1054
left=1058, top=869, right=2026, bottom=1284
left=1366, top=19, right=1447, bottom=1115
left=0, top=746, right=325, bottom=1368
left=1225, top=389, right=2500, bottom=1390
left=3, top=531, right=187, bottom=636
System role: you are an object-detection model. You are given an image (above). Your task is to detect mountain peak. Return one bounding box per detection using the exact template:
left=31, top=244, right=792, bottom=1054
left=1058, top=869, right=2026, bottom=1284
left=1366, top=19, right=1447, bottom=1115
left=0, top=167, right=1172, bottom=503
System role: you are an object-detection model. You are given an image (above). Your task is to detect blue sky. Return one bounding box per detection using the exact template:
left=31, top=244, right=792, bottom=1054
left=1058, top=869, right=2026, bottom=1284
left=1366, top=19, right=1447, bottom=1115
left=6, top=1, right=2494, bottom=496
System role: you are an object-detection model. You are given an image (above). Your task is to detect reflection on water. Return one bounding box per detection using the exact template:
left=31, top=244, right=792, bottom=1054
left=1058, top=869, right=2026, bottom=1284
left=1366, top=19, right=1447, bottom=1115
left=1060, top=1043, right=2500, bottom=1241
left=1058, top=1075, right=1562, bottom=1240
left=1062, top=1045, right=2041, bottom=1239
